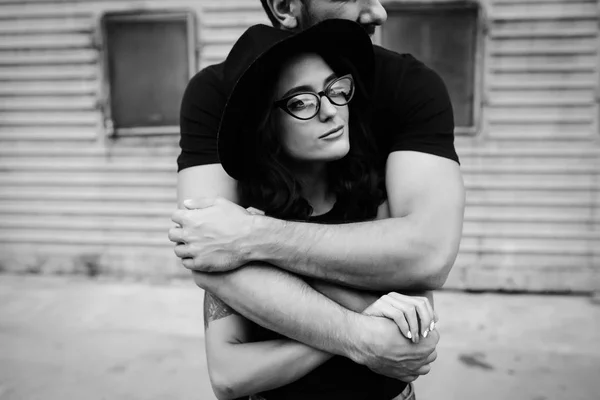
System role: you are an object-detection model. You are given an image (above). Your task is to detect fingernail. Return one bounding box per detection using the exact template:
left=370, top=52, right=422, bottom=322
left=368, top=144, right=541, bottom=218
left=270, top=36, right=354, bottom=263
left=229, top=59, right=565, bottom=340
left=407, top=331, right=412, bottom=339
left=423, top=329, right=429, bottom=338
left=430, top=321, right=435, bottom=331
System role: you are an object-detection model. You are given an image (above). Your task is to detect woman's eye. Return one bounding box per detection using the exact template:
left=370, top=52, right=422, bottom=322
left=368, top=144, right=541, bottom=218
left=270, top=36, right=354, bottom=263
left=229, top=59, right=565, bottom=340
left=288, top=100, right=307, bottom=110
left=287, top=95, right=316, bottom=111
left=328, top=86, right=348, bottom=97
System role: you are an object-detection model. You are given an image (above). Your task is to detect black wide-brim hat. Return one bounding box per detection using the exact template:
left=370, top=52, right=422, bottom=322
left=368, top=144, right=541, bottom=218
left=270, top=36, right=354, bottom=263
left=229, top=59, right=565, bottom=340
left=217, top=19, right=374, bottom=181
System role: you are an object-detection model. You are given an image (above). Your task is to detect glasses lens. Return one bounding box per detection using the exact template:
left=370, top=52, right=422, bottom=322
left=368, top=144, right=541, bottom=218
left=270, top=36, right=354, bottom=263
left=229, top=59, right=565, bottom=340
left=286, top=93, right=319, bottom=119
left=326, top=77, right=354, bottom=106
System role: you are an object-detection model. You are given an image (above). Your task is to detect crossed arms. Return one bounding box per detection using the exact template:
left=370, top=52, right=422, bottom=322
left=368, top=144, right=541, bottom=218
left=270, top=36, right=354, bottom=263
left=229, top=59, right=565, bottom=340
left=170, top=150, right=465, bottom=383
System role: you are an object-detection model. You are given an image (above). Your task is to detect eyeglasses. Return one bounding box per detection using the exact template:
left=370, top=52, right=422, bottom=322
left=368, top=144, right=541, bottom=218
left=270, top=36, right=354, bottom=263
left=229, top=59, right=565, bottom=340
left=273, top=74, right=355, bottom=120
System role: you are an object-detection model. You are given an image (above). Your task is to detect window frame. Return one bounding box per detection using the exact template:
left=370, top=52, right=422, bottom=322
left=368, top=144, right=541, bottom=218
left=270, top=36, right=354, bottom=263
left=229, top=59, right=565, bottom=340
left=98, top=9, right=197, bottom=137
left=376, top=0, right=486, bottom=135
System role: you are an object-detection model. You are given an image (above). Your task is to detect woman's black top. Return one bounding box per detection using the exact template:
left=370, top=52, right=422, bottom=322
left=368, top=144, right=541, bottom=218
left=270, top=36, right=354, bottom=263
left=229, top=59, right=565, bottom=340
left=258, top=201, right=407, bottom=400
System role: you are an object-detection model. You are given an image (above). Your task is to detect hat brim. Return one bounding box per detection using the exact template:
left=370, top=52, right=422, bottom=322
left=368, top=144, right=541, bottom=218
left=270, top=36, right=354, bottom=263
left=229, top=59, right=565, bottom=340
left=217, top=19, right=374, bottom=181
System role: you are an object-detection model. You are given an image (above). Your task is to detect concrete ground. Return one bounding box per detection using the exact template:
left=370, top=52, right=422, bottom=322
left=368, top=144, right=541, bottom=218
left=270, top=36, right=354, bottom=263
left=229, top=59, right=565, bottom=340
left=0, top=275, right=599, bottom=400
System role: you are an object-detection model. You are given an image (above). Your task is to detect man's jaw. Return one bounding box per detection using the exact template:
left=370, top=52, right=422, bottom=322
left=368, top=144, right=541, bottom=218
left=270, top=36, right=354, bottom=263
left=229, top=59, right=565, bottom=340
left=362, top=24, right=376, bottom=36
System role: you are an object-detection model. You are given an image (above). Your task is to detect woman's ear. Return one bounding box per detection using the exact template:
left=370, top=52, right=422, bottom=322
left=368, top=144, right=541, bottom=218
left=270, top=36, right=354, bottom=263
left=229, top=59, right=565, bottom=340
left=266, top=0, right=304, bottom=30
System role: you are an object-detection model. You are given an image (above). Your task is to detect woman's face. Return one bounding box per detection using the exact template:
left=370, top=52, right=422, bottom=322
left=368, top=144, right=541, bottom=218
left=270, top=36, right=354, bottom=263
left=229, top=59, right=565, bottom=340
left=273, top=53, right=351, bottom=165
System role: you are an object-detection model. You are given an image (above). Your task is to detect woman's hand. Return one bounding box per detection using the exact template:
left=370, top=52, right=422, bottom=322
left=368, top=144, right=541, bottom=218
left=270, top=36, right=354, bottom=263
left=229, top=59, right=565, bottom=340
left=362, top=293, right=439, bottom=344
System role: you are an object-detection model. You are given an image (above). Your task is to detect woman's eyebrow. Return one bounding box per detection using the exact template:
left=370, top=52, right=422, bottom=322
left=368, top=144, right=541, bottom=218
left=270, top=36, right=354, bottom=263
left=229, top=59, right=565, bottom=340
left=280, top=85, right=313, bottom=99
left=323, top=73, right=338, bottom=86
left=280, top=73, right=340, bottom=99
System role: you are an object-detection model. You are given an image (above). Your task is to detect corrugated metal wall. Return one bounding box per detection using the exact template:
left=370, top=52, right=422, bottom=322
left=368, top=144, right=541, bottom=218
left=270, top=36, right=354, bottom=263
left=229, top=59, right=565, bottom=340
left=0, top=0, right=269, bottom=277
left=450, top=0, right=600, bottom=291
left=0, top=0, right=598, bottom=291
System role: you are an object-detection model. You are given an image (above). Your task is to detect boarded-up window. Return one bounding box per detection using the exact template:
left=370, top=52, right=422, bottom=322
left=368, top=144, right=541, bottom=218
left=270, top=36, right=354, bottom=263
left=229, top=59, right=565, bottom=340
left=381, top=2, right=480, bottom=133
left=101, top=11, right=196, bottom=136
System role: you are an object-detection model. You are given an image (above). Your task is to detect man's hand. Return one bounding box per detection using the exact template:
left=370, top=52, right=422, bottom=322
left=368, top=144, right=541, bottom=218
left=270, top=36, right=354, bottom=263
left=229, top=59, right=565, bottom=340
left=169, top=197, right=256, bottom=272
left=354, top=315, right=439, bottom=381
left=309, top=280, right=439, bottom=381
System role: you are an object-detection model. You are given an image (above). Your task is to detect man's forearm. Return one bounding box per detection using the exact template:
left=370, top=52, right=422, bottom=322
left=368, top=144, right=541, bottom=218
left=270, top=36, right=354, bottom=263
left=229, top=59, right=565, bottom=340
left=194, top=263, right=368, bottom=362
left=245, top=216, right=450, bottom=291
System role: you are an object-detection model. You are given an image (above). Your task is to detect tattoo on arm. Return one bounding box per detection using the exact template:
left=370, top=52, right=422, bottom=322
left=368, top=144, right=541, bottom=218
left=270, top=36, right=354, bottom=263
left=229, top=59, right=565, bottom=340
left=203, top=291, right=238, bottom=329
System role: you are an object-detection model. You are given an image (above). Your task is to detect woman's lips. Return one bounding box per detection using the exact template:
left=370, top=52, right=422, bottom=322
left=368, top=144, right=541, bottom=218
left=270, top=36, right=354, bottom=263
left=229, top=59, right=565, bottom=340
left=319, top=125, right=344, bottom=139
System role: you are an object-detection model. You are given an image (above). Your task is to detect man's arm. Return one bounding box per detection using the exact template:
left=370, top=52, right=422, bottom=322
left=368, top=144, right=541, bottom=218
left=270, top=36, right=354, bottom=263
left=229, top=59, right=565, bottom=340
left=173, top=152, right=464, bottom=291
left=254, top=151, right=464, bottom=290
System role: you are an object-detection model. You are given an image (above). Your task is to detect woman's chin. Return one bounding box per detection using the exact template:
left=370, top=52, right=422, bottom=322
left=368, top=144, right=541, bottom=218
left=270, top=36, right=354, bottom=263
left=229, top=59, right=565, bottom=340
left=291, top=140, right=350, bottom=163
left=323, top=146, right=350, bottom=162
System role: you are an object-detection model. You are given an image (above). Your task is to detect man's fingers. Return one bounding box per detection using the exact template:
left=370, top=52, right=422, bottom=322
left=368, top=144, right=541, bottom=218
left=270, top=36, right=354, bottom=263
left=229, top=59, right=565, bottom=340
left=416, top=363, right=432, bottom=376
left=168, top=227, right=184, bottom=243
left=425, top=327, right=440, bottom=345
left=174, top=244, right=192, bottom=259
left=182, top=257, right=195, bottom=270
left=183, top=197, right=218, bottom=210
left=399, top=375, right=418, bottom=383
left=171, top=209, right=187, bottom=225
left=426, top=349, right=438, bottom=364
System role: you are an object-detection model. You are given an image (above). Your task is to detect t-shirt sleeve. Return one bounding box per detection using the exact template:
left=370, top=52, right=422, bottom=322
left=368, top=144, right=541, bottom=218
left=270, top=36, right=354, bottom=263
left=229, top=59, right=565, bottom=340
left=177, top=66, right=227, bottom=172
left=388, top=56, right=459, bottom=164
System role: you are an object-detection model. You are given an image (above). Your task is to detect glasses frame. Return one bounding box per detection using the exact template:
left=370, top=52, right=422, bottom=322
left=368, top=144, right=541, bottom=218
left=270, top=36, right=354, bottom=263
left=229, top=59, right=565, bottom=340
left=273, top=74, right=355, bottom=121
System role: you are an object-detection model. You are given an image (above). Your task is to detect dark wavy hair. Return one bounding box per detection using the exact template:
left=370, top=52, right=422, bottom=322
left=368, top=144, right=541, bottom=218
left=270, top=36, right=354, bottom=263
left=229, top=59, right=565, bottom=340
left=237, top=53, right=385, bottom=222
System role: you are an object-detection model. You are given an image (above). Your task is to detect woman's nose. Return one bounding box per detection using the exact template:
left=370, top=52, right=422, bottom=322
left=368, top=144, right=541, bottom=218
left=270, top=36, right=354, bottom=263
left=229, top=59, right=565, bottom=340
left=358, top=0, right=387, bottom=26
left=318, top=96, right=337, bottom=120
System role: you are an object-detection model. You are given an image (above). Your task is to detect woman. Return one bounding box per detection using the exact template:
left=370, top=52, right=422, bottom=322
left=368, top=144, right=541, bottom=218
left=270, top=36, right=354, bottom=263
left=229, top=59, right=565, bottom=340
left=207, top=19, right=437, bottom=400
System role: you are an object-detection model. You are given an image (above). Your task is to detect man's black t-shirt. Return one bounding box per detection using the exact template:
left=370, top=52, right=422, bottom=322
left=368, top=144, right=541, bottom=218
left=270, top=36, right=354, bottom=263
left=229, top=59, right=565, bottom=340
left=178, top=45, right=459, bottom=172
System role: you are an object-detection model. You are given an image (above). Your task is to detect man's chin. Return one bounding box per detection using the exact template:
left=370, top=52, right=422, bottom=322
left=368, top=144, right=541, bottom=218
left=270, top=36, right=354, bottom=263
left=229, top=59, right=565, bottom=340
left=362, top=24, right=376, bottom=36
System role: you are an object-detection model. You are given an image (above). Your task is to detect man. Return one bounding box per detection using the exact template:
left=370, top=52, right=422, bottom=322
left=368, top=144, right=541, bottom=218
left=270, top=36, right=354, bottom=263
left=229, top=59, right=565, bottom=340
left=170, top=0, right=465, bottom=395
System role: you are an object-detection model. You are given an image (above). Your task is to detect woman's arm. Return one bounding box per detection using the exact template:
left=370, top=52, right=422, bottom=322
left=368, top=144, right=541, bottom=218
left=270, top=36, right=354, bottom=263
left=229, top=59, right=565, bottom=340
left=204, top=292, right=332, bottom=400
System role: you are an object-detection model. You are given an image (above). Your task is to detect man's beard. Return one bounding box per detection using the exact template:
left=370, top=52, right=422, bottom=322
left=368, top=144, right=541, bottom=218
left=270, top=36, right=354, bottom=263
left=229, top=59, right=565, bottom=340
left=298, top=1, right=318, bottom=30
left=361, top=24, right=376, bottom=36
left=298, top=1, right=376, bottom=36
